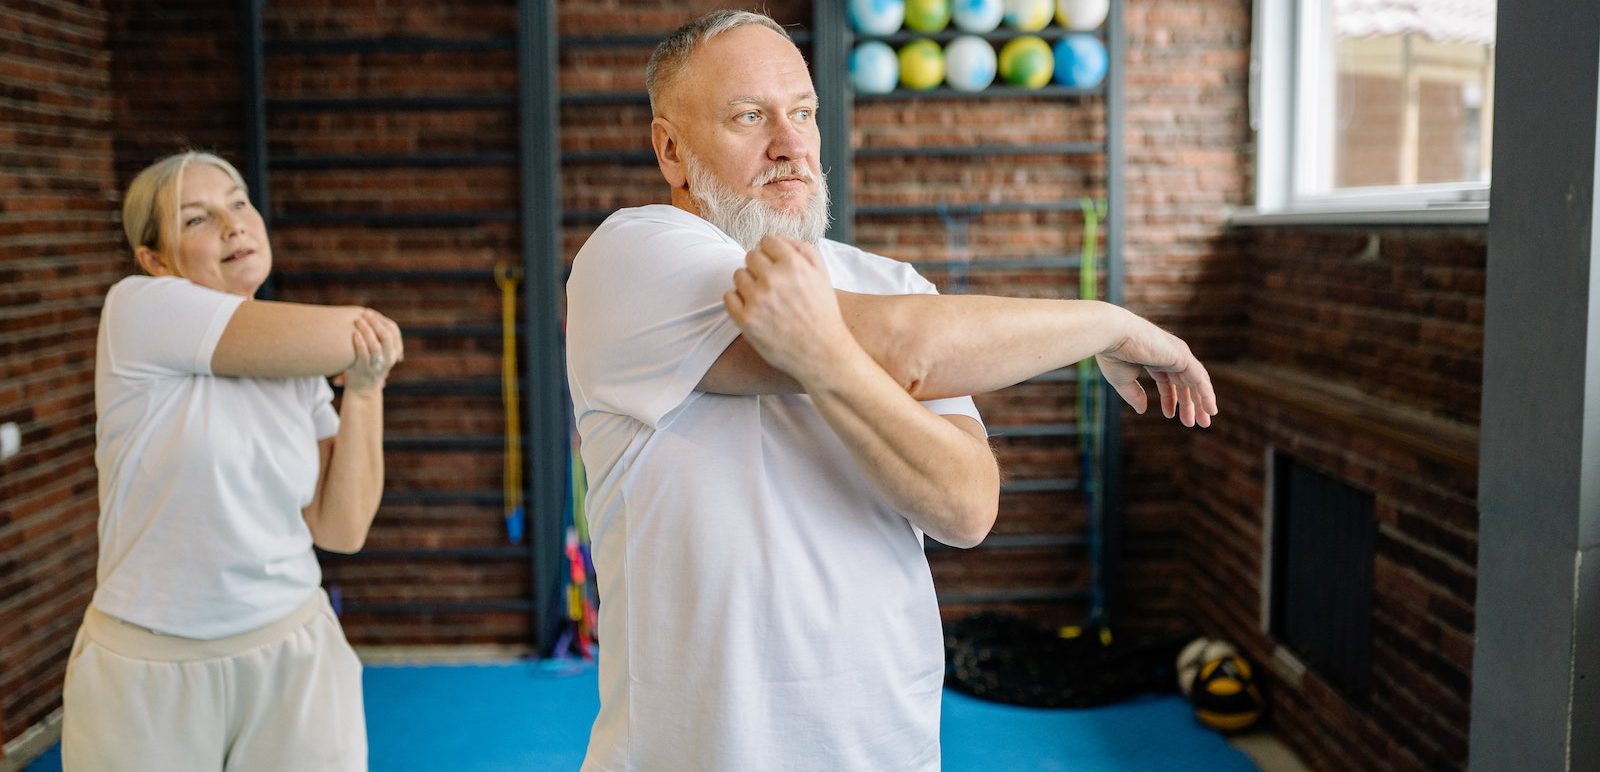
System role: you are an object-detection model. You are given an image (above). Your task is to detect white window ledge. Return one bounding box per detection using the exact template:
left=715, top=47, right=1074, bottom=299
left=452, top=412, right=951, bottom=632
left=1227, top=202, right=1488, bottom=227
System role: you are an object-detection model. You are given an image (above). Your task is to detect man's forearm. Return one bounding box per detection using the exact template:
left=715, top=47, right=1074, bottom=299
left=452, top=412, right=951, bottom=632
left=801, top=343, right=1000, bottom=548
left=840, top=293, right=1135, bottom=401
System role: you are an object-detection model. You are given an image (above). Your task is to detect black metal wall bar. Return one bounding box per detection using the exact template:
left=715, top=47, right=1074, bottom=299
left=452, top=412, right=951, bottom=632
left=240, top=0, right=268, bottom=225
left=812, top=0, right=852, bottom=244
left=241, top=2, right=562, bottom=632
left=517, top=0, right=568, bottom=655
left=833, top=5, right=1126, bottom=614
left=1098, top=0, right=1128, bottom=628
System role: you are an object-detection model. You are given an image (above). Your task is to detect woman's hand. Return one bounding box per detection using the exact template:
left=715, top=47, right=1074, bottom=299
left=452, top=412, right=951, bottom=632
left=337, top=309, right=403, bottom=393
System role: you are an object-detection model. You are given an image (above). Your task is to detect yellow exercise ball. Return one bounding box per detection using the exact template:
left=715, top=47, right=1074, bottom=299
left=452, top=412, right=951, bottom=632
left=898, top=38, right=946, bottom=90
left=998, top=35, right=1053, bottom=88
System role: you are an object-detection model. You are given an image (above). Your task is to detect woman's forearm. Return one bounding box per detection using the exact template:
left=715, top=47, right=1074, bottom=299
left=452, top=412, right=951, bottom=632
left=307, top=389, right=383, bottom=553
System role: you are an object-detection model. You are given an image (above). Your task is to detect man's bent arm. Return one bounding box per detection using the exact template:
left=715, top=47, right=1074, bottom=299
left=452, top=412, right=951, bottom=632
left=722, top=236, right=1000, bottom=546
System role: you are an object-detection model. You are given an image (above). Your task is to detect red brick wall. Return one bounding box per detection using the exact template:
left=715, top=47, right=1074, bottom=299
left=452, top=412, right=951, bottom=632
left=1182, top=228, right=1484, bottom=771
left=1115, top=0, right=1253, bottom=636
left=4, top=4, right=1487, bottom=769
left=105, top=1, right=245, bottom=187
left=1246, top=228, right=1484, bottom=423
left=0, top=0, right=117, bottom=747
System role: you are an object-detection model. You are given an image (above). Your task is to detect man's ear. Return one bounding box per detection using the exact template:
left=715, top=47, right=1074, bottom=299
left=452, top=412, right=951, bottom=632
left=652, top=117, right=687, bottom=190
left=134, top=245, right=169, bottom=276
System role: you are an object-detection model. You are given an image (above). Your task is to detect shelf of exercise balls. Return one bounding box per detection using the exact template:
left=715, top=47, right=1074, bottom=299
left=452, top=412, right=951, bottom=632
left=852, top=28, right=1103, bottom=46
left=854, top=142, right=1100, bottom=158
left=853, top=84, right=1101, bottom=100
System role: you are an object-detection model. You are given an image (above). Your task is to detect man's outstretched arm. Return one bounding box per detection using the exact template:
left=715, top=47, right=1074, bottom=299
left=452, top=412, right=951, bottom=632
left=701, top=236, right=1219, bottom=428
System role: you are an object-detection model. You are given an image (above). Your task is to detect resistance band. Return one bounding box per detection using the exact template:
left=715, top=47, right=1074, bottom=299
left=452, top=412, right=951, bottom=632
left=1077, top=196, right=1110, bottom=632
left=495, top=264, right=524, bottom=546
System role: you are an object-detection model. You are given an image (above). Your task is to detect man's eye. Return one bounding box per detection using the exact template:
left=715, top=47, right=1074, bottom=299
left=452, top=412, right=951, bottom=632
left=739, top=111, right=760, bottom=123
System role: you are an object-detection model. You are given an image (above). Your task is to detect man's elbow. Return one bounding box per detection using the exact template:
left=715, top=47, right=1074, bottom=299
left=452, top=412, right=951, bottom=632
left=940, top=489, right=999, bottom=549
left=879, top=343, right=936, bottom=400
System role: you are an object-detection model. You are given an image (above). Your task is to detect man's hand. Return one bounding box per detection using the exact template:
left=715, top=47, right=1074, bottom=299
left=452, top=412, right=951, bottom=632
left=723, top=235, right=861, bottom=385
left=1095, top=318, right=1218, bottom=428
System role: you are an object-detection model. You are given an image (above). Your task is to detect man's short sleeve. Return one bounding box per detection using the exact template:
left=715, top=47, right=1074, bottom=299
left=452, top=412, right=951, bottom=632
left=566, top=209, right=747, bottom=428
left=101, top=276, right=246, bottom=379
left=891, top=257, right=985, bottom=430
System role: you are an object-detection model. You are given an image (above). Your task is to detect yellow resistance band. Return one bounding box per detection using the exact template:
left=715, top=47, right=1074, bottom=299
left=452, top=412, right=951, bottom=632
left=495, top=264, right=523, bottom=544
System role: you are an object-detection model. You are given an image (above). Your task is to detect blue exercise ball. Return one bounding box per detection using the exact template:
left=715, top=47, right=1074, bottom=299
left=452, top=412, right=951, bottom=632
left=850, top=41, right=900, bottom=94
left=1052, top=33, right=1107, bottom=88
left=851, top=0, right=906, bottom=36
left=945, top=35, right=997, bottom=91
left=952, top=0, right=1004, bottom=33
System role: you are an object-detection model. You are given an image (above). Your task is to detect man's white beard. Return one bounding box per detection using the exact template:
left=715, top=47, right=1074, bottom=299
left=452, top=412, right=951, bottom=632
left=684, top=150, right=830, bottom=250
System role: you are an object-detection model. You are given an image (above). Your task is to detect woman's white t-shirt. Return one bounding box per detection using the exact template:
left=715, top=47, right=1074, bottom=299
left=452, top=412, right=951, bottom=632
left=568, top=205, right=982, bottom=771
left=92, top=276, right=337, bottom=639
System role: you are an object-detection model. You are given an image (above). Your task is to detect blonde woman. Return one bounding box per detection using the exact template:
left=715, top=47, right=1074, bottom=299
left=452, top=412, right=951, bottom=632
left=62, top=151, right=401, bottom=771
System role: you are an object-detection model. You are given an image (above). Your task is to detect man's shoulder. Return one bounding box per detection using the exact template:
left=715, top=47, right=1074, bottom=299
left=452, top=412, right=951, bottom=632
left=820, top=239, right=929, bottom=293
left=598, top=204, right=714, bottom=235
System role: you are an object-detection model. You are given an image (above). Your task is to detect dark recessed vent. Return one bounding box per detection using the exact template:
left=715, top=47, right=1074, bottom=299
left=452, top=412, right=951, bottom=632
left=1270, top=452, right=1376, bottom=704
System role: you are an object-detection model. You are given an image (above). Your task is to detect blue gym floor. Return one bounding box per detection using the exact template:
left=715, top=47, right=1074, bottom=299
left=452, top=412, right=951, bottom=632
left=24, top=660, right=1257, bottom=771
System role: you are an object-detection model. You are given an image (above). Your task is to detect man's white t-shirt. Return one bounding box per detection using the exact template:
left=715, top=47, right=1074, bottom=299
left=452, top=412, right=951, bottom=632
left=93, top=276, right=336, bottom=639
left=567, top=205, right=982, bottom=772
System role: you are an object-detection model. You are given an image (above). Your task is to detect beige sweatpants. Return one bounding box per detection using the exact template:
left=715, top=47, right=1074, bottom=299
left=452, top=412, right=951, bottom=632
left=61, top=589, right=366, bottom=772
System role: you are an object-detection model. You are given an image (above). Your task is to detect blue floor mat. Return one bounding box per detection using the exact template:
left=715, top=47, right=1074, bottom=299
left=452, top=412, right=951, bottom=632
left=25, top=661, right=1257, bottom=771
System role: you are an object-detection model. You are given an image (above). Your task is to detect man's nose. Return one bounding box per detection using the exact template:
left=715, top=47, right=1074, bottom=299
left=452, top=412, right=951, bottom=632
left=767, top=117, right=808, bottom=161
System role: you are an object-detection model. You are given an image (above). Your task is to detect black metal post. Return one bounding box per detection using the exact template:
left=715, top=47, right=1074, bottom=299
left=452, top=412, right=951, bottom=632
left=517, top=0, right=567, bottom=656
left=1097, top=0, right=1127, bottom=628
left=810, top=0, right=853, bottom=243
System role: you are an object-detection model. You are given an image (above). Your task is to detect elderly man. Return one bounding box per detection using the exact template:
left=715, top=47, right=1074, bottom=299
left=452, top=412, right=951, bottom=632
left=565, top=10, right=1218, bottom=771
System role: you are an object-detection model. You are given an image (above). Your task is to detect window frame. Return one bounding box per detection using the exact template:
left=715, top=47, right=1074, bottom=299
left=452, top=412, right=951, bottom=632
left=1239, top=0, right=1491, bottom=225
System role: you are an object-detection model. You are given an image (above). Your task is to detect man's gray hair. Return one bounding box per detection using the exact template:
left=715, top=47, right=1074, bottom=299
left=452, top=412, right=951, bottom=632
left=646, top=9, right=790, bottom=116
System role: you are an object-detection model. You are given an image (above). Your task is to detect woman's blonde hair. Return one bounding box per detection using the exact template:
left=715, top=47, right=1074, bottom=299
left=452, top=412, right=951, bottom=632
left=121, top=151, right=249, bottom=262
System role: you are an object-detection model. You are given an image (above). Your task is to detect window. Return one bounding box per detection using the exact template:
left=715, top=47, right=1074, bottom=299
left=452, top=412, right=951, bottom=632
left=1247, top=0, right=1495, bottom=223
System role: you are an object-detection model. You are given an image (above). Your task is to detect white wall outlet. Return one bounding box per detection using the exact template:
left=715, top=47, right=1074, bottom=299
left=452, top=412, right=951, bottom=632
left=0, top=422, right=20, bottom=461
